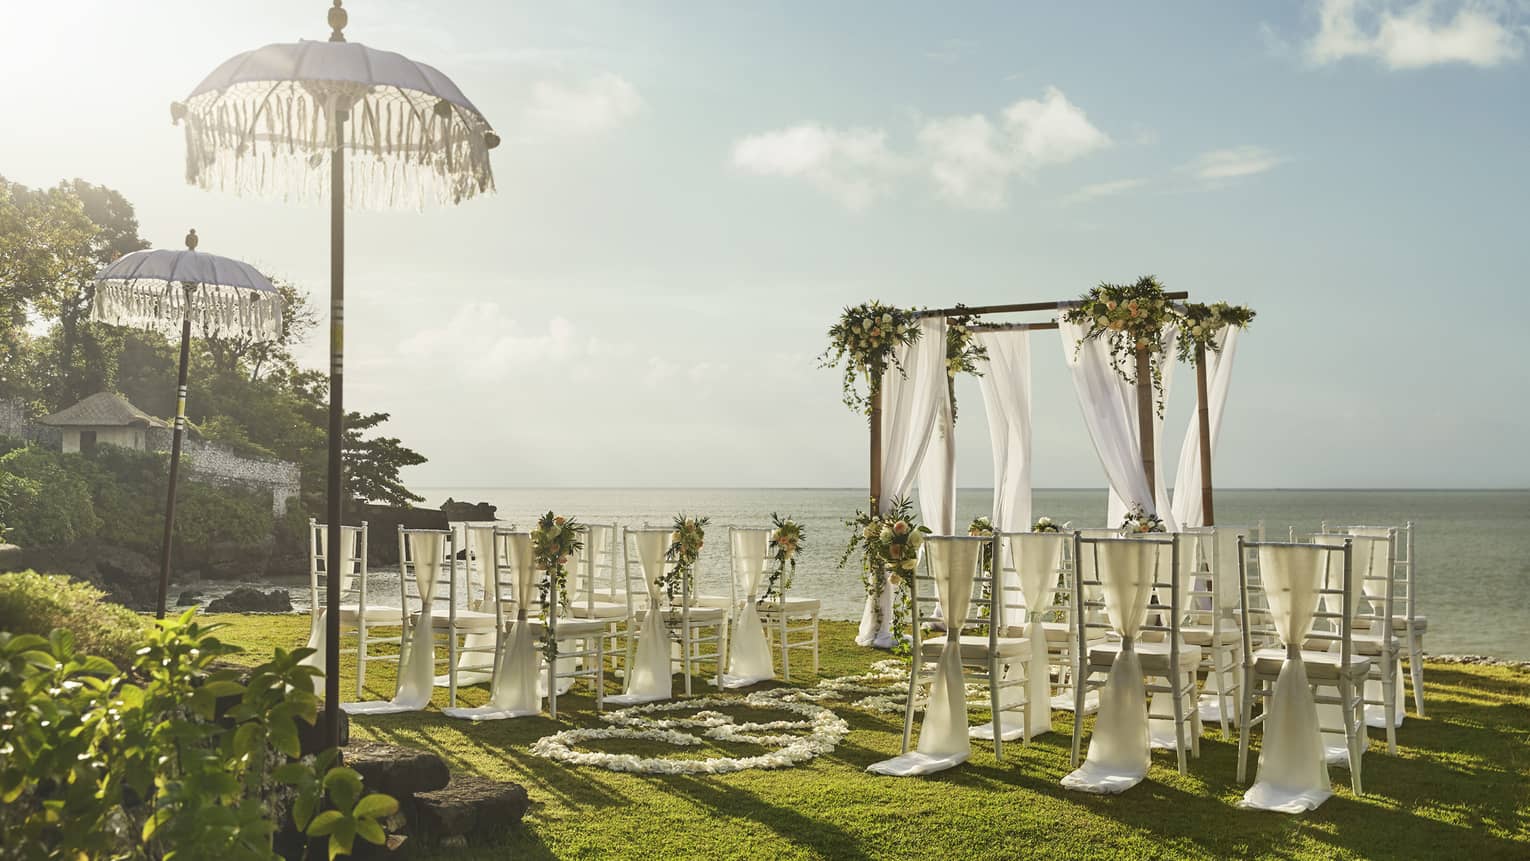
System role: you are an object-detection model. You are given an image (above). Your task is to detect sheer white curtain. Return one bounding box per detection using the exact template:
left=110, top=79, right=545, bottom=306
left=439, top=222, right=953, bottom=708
left=444, top=532, right=541, bottom=720
left=345, top=531, right=441, bottom=715
left=1241, top=544, right=1332, bottom=813
left=917, top=392, right=956, bottom=535
left=1060, top=318, right=1177, bottom=531
left=443, top=526, right=497, bottom=686
left=1015, top=533, right=1067, bottom=739
left=723, top=529, right=775, bottom=688
left=610, top=530, right=675, bottom=705
left=1170, top=327, right=1241, bottom=528
left=859, top=317, right=946, bottom=648
left=975, top=330, right=1033, bottom=536
left=867, top=537, right=980, bottom=776
left=1062, top=539, right=1157, bottom=793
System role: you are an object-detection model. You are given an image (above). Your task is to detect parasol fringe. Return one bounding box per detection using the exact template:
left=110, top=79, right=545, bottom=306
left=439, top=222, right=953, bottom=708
left=180, top=80, right=494, bottom=211
left=92, top=280, right=283, bottom=341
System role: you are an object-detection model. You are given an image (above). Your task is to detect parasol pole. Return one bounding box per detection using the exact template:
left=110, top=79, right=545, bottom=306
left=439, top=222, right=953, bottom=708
left=156, top=233, right=199, bottom=619
left=323, top=0, right=348, bottom=750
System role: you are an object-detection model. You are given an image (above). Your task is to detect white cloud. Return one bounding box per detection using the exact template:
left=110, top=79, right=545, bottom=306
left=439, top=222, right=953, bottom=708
left=1306, top=0, right=1525, bottom=68
left=400, top=305, right=609, bottom=378
left=1186, top=146, right=1285, bottom=181
left=1064, top=177, right=1149, bottom=204
left=730, top=125, right=905, bottom=210
left=523, top=73, right=643, bottom=135
left=919, top=87, right=1111, bottom=209
left=732, top=87, right=1109, bottom=211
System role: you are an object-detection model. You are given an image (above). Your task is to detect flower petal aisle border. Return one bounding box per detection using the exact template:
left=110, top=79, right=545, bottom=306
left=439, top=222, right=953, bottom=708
left=528, top=661, right=992, bottom=774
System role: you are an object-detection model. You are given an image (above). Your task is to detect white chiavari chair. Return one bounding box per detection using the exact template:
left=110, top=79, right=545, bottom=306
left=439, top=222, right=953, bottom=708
left=305, top=520, right=401, bottom=700
left=566, top=523, right=635, bottom=679
left=1311, top=530, right=1399, bottom=751
left=1237, top=537, right=1368, bottom=809
left=1178, top=525, right=1253, bottom=738
left=620, top=526, right=729, bottom=697
left=402, top=526, right=498, bottom=709
left=1323, top=521, right=1424, bottom=717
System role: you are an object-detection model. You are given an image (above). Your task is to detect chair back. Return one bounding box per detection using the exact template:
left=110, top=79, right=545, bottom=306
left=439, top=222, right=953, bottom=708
left=571, top=523, right=621, bottom=612
left=1073, top=533, right=1182, bottom=647
left=909, top=535, right=989, bottom=656
left=1322, top=522, right=1414, bottom=623
left=729, top=527, right=772, bottom=604
left=1239, top=538, right=1355, bottom=664
left=623, top=527, right=672, bottom=611
left=995, top=531, right=1068, bottom=631
left=399, top=527, right=460, bottom=621
left=309, top=519, right=369, bottom=612
left=462, top=524, right=500, bottom=611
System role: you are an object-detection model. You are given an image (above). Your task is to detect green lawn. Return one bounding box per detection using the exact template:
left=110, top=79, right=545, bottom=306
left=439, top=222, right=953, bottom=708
left=208, top=614, right=1530, bottom=860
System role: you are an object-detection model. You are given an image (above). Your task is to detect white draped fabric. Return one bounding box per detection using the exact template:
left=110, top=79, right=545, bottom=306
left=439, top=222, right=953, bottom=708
left=300, top=526, right=358, bottom=695
left=1059, top=319, right=1178, bottom=532
left=1062, top=540, right=1157, bottom=793
left=868, top=538, right=980, bottom=776
left=975, top=330, right=1034, bottom=540
left=1015, top=534, right=1066, bottom=739
left=609, top=531, right=674, bottom=705
left=723, top=529, right=776, bottom=688
left=344, top=531, right=442, bottom=715
left=1241, top=544, right=1333, bottom=813
left=444, top=533, right=541, bottom=720
left=1169, top=327, right=1241, bottom=528
left=859, top=317, right=946, bottom=649
left=440, top=526, right=496, bottom=686
left=1350, top=528, right=1405, bottom=729
left=917, top=393, right=957, bottom=536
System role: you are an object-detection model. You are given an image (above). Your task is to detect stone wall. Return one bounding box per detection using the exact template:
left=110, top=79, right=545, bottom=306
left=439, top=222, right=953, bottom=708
left=2, top=399, right=298, bottom=515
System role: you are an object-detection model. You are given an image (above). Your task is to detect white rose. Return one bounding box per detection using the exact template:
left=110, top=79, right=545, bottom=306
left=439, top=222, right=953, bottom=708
left=908, top=531, right=924, bottom=547
left=879, top=526, right=894, bottom=544
left=861, top=318, right=873, bottom=331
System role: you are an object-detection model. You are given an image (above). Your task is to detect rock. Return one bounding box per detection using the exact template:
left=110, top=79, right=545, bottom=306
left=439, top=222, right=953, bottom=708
left=205, top=586, right=292, bottom=613
left=298, top=704, right=349, bottom=754
left=439, top=498, right=497, bottom=523
left=347, top=741, right=450, bottom=799
left=414, top=776, right=529, bottom=843
left=357, top=505, right=449, bottom=567
left=0, top=544, right=23, bottom=571
left=176, top=590, right=203, bottom=606
left=16, top=542, right=157, bottom=609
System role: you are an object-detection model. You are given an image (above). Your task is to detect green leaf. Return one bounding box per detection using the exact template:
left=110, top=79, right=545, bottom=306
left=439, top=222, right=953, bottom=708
left=272, top=762, right=310, bottom=784
left=200, top=679, right=246, bottom=699
left=329, top=818, right=356, bottom=860
left=305, top=809, right=344, bottom=837
left=269, top=717, right=300, bottom=758
left=354, top=816, right=386, bottom=846
left=323, top=767, right=364, bottom=810
left=351, top=793, right=398, bottom=821
left=293, top=793, right=316, bottom=831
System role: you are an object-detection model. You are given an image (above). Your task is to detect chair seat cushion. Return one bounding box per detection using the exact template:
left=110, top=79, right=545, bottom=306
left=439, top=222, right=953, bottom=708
left=921, top=634, right=1030, bottom=659
left=759, top=597, right=821, bottom=614
left=570, top=600, right=631, bottom=619
left=1392, top=614, right=1427, bottom=632
left=1253, top=647, right=1371, bottom=679
left=691, top=594, right=735, bottom=609
left=529, top=617, right=611, bottom=637
left=334, top=604, right=401, bottom=624
left=1088, top=640, right=1203, bottom=670
left=417, top=608, right=499, bottom=629
left=1180, top=623, right=1241, bottom=647
left=660, top=606, right=728, bottom=623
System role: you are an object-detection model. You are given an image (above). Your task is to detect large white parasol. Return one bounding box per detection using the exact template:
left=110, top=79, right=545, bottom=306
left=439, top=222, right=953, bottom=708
left=174, top=0, right=498, bottom=746
left=92, top=230, right=283, bottom=619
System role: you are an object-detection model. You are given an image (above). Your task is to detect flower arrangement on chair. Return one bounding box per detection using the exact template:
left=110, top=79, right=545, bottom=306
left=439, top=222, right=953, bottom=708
left=1120, top=504, right=1166, bottom=535
left=819, top=301, right=921, bottom=415
left=532, top=512, right=583, bottom=610
left=839, top=497, right=929, bottom=655
left=663, top=514, right=710, bottom=608
left=761, top=513, right=805, bottom=605
left=1032, top=515, right=1066, bottom=533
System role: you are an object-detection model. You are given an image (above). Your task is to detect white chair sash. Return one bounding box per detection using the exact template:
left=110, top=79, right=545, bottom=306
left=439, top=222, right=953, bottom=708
left=444, top=532, right=542, bottom=720
left=723, top=529, right=775, bottom=688
left=1241, top=544, right=1332, bottom=812
left=867, top=538, right=978, bottom=776
left=1062, top=539, right=1157, bottom=793
left=345, top=530, right=442, bottom=715
left=1016, top=533, right=1066, bottom=739
left=610, top=530, right=674, bottom=705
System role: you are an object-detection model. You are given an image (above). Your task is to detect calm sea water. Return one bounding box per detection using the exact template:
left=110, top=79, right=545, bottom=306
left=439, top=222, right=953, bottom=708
left=396, top=488, right=1529, bottom=661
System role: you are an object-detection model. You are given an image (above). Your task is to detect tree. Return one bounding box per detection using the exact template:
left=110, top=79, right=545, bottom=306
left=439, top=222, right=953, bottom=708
left=342, top=411, right=427, bottom=509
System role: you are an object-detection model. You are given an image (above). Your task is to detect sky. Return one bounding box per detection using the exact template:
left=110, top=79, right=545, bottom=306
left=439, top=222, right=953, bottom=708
left=1, top=0, right=1526, bottom=490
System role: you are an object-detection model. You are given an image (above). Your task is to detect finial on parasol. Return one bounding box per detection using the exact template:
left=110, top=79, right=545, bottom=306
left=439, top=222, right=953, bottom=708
left=328, top=1, right=347, bottom=43
left=185, top=228, right=198, bottom=251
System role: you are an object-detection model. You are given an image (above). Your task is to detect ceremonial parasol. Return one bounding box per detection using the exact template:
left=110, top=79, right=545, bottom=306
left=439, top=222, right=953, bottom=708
left=92, top=229, right=282, bottom=620
left=173, top=0, right=498, bottom=746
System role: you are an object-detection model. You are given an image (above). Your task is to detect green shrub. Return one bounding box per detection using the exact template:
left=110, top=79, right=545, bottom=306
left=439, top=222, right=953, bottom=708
left=0, top=445, right=99, bottom=545
left=0, top=570, right=144, bottom=666
left=87, top=445, right=166, bottom=554
left=176, top=481, right=274, bottom=551
left=0, top=612, right=397, bottom=860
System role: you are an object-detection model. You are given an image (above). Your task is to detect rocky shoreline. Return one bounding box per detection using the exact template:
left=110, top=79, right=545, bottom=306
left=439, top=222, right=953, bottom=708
left=1429, top=654, right=1530, bottom=671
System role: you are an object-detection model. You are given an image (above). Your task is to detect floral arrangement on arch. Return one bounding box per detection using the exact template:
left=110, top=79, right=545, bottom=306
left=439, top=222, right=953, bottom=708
left=1174, top=301, right=1255, bottom=364
left=944, top=309, right=988, bottom=423
left=820, top=301, right=921, bottom=415
left=1120, top=504, right=1166, bottom=535
left=532, top=511, right=583, bottom=610
left=760, top=513, right=805, bottom=605
left=1062, top=276, right=1177, bottom=411
left=663, top=514, right=710, bottom=607
left=1032, top=515, right=1066, bottom=533
left=839, top=497, right=929, bottom=653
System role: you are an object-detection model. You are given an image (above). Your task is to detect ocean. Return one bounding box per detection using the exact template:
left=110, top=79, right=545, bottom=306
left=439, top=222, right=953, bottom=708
left=398, top=487, right=1530, bottom=661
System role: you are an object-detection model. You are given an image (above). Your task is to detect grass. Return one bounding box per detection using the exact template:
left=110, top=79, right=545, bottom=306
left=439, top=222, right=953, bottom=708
left=207, top=613, right=1530, bottom=860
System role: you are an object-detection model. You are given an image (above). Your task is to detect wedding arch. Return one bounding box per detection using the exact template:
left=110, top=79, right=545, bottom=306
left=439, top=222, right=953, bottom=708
left=823, top=279, right=1254, bottom=651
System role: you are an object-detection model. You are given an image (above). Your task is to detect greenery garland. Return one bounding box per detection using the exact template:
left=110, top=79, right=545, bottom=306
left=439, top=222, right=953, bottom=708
left=839, top=497, right=929, bottom=653
left=1174, top=301, right=1256, bottom=364
left=819, top=302, right=921, bottom=415
left=760, top=513, right=804, bottom=605
left=531, top=512, right=583, bottom=611
left=663, top=514, right=710, bottom=608
left=943, top=308, right=988, bottom=424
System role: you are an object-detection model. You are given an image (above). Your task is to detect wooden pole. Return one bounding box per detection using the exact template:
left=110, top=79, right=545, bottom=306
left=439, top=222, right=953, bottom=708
left=1195, top=342, right=1215, bottom=526
left=324, top=108, right=347, bottom=751
left=917, top=291, right=1189, bottom=319
left=156, top=282, right=195, bottom=619
left=1136, top=346, right=1155, bottom=501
